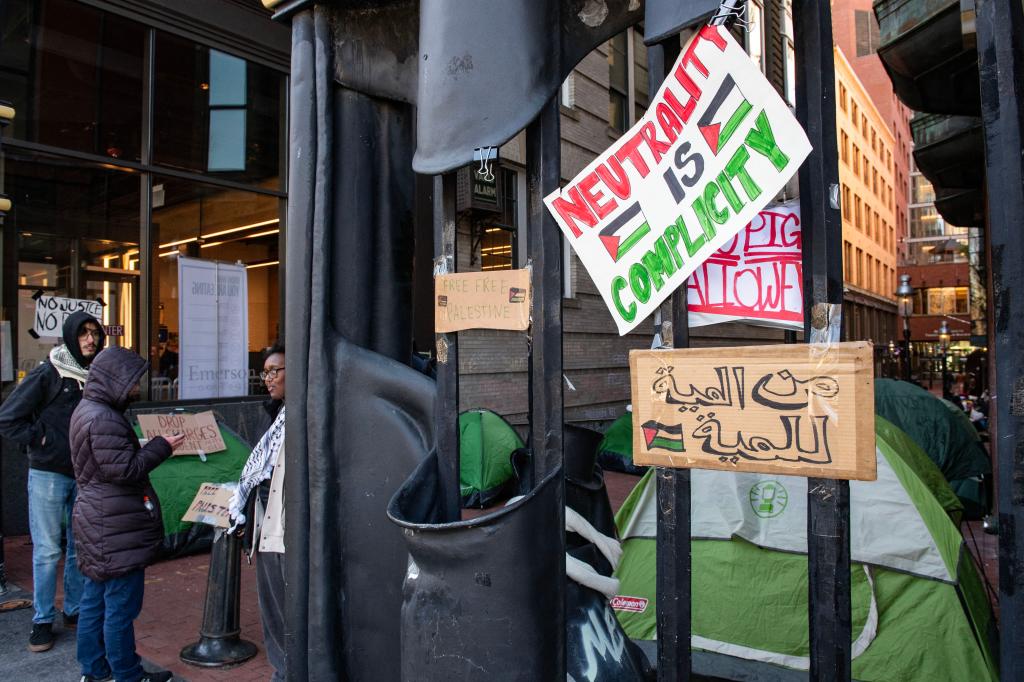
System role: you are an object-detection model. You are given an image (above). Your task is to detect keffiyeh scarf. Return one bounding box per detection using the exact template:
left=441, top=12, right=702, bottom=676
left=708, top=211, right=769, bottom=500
left=50, top=345, right=89, bottom=388
left=228, top=406, right=286, bottom=530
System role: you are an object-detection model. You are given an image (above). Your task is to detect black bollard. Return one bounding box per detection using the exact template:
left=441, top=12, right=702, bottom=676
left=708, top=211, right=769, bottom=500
left=180, top=529, right=258, bottom=667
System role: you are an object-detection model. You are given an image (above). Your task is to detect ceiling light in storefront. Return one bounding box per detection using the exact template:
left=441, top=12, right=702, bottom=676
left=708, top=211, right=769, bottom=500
left=158, top=218, right=279, bottom=249
left=200, top=228, right=280, bottom=250
left=246, top=260, right=279, bottom=270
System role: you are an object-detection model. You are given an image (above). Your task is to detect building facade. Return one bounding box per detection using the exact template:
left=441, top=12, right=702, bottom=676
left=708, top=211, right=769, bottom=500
left=0, top=0, right=289, bottom=398
left=833, top=46, right=899, bottom=346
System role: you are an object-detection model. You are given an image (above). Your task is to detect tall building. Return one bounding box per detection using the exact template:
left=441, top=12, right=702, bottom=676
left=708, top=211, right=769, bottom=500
left=833, top=46, right=899, bottom=345
left=832, top=0, right=914, bottom=259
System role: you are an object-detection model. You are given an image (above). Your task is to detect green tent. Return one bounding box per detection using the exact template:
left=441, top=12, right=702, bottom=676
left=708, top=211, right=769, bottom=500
left=874, top=378, right=990, bottom=517
left=459, top=409, right=524, bottom=508
left=138, top=421, right=251, bottom=556
left=596, top=413, right=648, bottom=476
left=612, top=419, right=997, bottom=681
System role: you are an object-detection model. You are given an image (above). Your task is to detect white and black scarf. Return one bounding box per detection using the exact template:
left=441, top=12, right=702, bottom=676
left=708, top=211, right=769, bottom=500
left=50, top=345, right=89, bottom=388
left=228, top=405, right=286, bottom=530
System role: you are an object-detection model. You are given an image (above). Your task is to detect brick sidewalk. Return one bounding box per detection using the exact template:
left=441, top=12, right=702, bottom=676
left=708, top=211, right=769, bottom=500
left=3, top=534, right=272, bottom=682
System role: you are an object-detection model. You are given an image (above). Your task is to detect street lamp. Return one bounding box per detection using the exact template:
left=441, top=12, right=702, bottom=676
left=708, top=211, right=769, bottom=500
left=895, top=274, right=914, bottom=380
left=938, top=320, right=951, bottom=399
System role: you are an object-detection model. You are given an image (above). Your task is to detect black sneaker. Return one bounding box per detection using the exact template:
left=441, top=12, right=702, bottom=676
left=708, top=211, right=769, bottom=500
left=28, top=622, right=54, bottom=652
left=79, top=675, right=113, bottom=682
left=63, top=611, right=79, bottom=629
left=140, top=672, right=173, bottom=682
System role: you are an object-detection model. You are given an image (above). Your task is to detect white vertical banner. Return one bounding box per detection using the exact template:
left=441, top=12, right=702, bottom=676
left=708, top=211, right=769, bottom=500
left=177, top=257, right=249, bottom=399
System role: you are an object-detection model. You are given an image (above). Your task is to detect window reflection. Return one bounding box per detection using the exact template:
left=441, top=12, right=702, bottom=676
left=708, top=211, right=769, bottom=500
left=154, top=32, right=281, bottom=187
left=0, top=0, right=144, bottom=160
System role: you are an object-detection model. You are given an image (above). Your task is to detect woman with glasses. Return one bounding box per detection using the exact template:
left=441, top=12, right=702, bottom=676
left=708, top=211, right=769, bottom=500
left=227, top=343, right=286, bottom=681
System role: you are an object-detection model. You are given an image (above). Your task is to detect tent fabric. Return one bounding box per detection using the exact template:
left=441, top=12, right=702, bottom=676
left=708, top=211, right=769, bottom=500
left=874, top=378, right=990, bottom=516
left=595, top=413, right=648, bottom=476
left=142, top=422, right=251, bottom=557
left=612, top=421, right=998, bottom=681
left=459, top=409, right=524, bottom=508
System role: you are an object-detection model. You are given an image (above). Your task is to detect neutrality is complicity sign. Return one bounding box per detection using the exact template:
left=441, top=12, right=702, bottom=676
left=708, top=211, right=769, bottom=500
left=544, top=26, right=811, bottom=335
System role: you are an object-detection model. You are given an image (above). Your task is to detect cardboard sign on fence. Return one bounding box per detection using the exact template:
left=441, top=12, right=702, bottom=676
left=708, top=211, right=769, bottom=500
left=137, top=411, right=227, bottom=456
left=434, top=268, right=531, bottom=333
left=630, top=342, right=876, bottom=480
left=181, top=482, right=234, bottom=528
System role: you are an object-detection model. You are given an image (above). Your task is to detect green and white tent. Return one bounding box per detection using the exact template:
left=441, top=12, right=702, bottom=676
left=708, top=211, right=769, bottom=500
left=612, top=417, right=997, bottom=681
left=459, top=408, right=524, bottom=508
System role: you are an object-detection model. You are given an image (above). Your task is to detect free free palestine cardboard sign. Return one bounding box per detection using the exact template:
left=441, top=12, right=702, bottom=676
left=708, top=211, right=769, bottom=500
left=544, top=26, right=811, bottom=335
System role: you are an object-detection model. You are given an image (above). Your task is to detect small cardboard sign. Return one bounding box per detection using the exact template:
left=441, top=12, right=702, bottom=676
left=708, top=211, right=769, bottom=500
left=33, top=295, right=103, bottom=337
left=434, top=269, right=531, bottom=333
left=136, top=411, right=227, bottom=456
left=182, top=482, right=233, bottom=528
left=630, top=342, right=876, bottom=480
left=543, top=26, right=812, bottom=335
left=687, top=200, right=803, bottom=330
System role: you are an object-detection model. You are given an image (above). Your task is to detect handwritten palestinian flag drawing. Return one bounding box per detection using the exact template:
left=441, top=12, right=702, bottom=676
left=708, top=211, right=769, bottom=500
left=698, top=74, right=753, bottom=156
left=508, top=287, right=526, bottom=303
left=641, top=420, right=685, bottom=452
left=599, top=202, right=651, bottom=262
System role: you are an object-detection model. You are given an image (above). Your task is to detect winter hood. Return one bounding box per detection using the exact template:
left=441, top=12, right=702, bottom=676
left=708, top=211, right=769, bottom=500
left=83, top=346, right=148, bottom=410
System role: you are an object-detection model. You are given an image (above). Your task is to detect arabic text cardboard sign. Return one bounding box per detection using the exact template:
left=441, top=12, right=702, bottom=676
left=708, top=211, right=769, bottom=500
left=544, top=26, right=811, bottom=335
left=33, top=296, right=103, bottom=337
left=630, top=342, right=876, bottom=480
left=687, top=200, right=802, bottom=329
left=137, top=411, right=227, bottom=456
left=182, top=482, right=234, bottom=528
left=435, top=269, right=531, bottom=333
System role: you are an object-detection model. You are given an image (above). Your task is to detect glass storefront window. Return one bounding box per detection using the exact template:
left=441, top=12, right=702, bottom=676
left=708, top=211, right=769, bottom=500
left=910, top=205, right=943, bottom=238
left=5, top=152, right=140, bottom=377
left=153, top=31, right=283, bottom=188
left=151, top=176, right=280, bottom=398
left=913, top=286, right=969, bottom=315
left=0, top=0, right=144, bottom=160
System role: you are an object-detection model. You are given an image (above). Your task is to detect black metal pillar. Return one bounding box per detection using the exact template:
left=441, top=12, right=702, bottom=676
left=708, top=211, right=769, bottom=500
left=793, top=2, right=850, bottom=680
left=976, top=1, right=1024, bottom=677
left=179, top=531, right=258, bottom=667
left=433, top=173, right=461, bottom=522
left=647, top=35, right=692, bottom=682
left=525, top=94, right=566, bottom=678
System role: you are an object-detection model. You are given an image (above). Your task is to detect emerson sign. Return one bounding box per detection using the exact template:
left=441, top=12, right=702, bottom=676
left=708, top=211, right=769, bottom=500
left=544, top=26, right=811, bottom=335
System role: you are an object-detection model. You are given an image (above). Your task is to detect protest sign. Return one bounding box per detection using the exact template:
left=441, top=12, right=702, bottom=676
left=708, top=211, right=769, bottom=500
left=137, top=411, right=227, bottom=456
left=177, top=257, right=249, bottom=398
left=435, top=269, right=531, bottom=333
left=182, top=482, right=234, bottom=528
left=687, top=200, right=803, bottom=330
left=544, top=26, right=811, bottom=335
left=630, top=342, right=875, bottom=480
left=32, top=295, right=103, bottom=337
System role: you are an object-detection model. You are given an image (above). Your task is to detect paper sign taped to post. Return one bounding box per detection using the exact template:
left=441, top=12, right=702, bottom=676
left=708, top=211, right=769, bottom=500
left=630, top=342, right=876, bottom=480
left=33, top=296, right=103, bottom=338
left=687, top=200, right=803, bottom=330
left=544, top=26, right=811, bottom=335
left=137, top=411, right=227, bottom=456
left=435, top=269, right=531, bottom=333
left=182, top=482, right=234, bottom=528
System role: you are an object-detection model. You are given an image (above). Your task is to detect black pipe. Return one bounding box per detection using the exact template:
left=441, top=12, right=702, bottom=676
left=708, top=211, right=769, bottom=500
left=179, top=530, right=257, bottom=667
left=793, top=1, right=851, bottom=680
left=976, top=0, right=1024, bottom=676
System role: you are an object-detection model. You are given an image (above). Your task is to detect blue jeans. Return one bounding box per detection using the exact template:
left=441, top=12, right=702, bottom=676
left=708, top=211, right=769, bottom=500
left=77, top=569, right=145, bottom=682
left=27, top=468, right=84, bottom=623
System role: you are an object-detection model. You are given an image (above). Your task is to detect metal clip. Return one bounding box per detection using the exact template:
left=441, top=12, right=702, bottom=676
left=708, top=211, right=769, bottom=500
left=473, top=146, right=497, bottom=182
left=710, top=0, right=749, bottom=29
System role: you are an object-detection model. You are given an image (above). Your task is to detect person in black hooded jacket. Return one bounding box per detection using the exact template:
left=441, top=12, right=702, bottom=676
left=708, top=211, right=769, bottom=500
left=70, top=346, right=184, bottom=682
left=0, top=310, right=104, bottom=652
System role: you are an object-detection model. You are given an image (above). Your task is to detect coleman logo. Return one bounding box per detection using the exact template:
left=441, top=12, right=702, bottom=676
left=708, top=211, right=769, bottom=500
left=611, top=596, right=649, bottom=613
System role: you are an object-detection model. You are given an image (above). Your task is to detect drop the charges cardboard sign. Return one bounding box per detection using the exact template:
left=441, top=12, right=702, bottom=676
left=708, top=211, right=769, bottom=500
left=630, top=342, right=876, bottom=480
left=136, top=411, right=227, bottom=456
left=544, top=26, right=811, bottom=335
